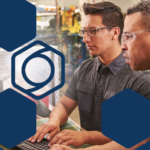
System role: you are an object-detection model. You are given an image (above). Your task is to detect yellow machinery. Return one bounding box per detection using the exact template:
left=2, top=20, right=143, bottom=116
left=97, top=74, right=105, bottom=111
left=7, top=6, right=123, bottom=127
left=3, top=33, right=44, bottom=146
left=61, top=6, right=81, bottom=34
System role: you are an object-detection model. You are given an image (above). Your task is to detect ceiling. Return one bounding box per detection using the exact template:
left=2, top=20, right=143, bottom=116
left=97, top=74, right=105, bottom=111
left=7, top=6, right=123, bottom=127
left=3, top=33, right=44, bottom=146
left=28, top=0, right=79, bottom=7
left=27, top=0, right=142, bottom=13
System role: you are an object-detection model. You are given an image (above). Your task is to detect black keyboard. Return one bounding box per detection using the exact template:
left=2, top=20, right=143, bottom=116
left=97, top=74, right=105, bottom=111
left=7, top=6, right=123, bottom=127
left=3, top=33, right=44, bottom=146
left=15, top=139, right=50, bottom=150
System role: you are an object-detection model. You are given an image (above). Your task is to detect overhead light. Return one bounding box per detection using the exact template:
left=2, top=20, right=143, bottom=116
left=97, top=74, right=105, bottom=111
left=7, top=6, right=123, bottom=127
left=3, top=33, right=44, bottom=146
left=38, top=5, right=45, bottom=8
left=31, top=2, right=36, bottom=5
left=38, top=5, right=56, bottom=8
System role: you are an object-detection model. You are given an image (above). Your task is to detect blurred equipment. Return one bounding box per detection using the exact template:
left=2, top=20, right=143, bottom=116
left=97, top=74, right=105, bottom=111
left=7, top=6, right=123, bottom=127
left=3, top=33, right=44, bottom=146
left=35, top=4, right=90, bottom=85
left=61, top=7, right=81, bottom=34
left=36, top=101, right=51, bottom=117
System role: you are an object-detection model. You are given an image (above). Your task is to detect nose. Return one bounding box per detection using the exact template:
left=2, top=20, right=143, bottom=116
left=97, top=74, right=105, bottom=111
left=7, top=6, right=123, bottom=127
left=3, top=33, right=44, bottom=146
left=121, top=42, right=128, bottom=51
left=83, top=32, right=91, bottom=43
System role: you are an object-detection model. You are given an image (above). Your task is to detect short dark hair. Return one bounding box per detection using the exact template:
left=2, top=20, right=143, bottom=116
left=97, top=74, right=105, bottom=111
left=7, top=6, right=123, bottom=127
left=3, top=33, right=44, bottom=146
left=82, top=2, right=124, bottom=44
left=127, top=1, right=150, bottom=29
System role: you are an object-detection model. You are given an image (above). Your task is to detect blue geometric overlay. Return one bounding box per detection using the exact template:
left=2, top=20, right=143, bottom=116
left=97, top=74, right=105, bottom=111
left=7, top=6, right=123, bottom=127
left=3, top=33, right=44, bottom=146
left=0, top=0, right=36, bottom=52
left=0, top=89, right=36, bottom=148
left=102, top=89, right=150, bottom=148
left=136, top=141, right=150, bottom=150
left=0, top=148, right=3, bottom=150
left=12, top=41, right=65, bottom=100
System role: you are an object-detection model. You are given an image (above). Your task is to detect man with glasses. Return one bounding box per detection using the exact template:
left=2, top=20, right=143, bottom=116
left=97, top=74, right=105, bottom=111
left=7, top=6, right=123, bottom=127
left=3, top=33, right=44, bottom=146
left=122, top=1, right=150, bottom=71
left=30, top=2, right=150, bottom=150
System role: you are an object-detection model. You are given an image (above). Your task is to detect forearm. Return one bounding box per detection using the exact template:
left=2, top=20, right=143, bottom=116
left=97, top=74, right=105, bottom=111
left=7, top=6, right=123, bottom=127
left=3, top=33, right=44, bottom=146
left=83, top=131, right=112, bottom=145
left=49, top=102, right=68, bottom=127
left=84, top=142, right=129, bottom=150
left=84, top=137, right=150, bottom=150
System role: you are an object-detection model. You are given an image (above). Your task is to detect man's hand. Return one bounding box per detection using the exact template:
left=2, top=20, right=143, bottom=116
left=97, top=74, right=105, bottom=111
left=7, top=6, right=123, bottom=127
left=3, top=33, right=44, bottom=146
left=50, top=144, right=75, bottom=150
left=28, top=96, right=77, bottom=144
left=29, top=119, right=60, bottom=143
left=49, top=130, right=86, bottom=147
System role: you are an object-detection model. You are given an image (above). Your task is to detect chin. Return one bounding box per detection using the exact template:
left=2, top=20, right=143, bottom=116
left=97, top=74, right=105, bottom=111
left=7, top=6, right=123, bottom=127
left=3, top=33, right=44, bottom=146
left=130, top=64, right=139, bottom=71
left=89, top=51, right=102, bottom=56
left=89, top=51, right=97, bottom=56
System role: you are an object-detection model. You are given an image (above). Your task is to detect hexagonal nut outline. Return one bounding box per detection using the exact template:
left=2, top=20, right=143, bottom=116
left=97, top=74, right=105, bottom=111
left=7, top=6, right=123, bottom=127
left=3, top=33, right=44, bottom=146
left=11, top=40, right=65, bottom=100
left=0, top=0, right=36, bottom=52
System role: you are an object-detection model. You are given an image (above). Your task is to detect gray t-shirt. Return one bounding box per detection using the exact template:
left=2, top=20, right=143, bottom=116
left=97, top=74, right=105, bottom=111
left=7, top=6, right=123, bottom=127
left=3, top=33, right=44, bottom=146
left=65, top=52, right=150, bottom=131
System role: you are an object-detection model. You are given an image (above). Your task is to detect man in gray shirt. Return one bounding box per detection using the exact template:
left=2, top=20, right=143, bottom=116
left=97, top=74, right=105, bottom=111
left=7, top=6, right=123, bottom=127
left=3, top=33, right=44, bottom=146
left=65, top=52, right=150, bottom=132
left=30, top=2, right=150, bottom=150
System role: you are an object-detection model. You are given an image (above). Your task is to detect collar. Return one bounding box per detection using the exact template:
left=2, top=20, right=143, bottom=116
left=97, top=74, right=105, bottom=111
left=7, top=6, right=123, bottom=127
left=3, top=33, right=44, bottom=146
left=95, top=52, right=126, bottom=76
left=107, top=52, right=126, bottom=76
left=95, top=56, right=102, bottom=71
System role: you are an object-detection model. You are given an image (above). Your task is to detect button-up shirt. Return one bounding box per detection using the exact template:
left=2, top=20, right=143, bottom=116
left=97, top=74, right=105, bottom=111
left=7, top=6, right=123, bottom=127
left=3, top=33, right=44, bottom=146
left=65, top=52, right=150, bottom=131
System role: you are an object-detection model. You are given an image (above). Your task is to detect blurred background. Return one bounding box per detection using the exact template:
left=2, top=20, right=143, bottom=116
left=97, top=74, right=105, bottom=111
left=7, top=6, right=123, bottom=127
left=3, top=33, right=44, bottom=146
left=0, top=0, right=145, bottom=125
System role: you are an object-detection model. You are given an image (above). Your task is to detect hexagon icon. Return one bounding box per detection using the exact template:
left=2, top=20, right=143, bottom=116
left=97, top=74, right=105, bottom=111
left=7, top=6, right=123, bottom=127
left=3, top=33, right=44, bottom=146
left=0, top=89, right=36, bottom=148
left=102, top=88, right=150, bottom=148
left=0, top=0, right=36, bottom=52
left=11, top=40, right=65, bottom=100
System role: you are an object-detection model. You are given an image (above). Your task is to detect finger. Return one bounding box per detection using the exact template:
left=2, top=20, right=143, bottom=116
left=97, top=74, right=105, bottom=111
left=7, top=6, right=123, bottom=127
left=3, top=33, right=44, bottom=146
left=37, top=125, right=57, bottom=143
left=46, top=133, right=51, bottom=140
left=56, top=136, right=71, bottom=145
left=62, top=140, right=74, bottom=146
left=50, top=132, right=63, bottom=145
left=28, top=136, right=33, bottom=141
left=61, top=129, right=68, bottom=133
left=28, top=126, right=41, bottom=141
left=29, top=126, right=43, bottom=142
left=31, top=125, right=53, bottom=143
left=50, top=144, right=59, bottom=150
left=48, top=128, right=60, bottom=141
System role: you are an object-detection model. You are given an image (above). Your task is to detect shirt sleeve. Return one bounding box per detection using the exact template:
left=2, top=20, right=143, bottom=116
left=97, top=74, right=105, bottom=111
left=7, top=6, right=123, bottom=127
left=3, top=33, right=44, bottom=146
left=64, top=67, right=80, bottom=101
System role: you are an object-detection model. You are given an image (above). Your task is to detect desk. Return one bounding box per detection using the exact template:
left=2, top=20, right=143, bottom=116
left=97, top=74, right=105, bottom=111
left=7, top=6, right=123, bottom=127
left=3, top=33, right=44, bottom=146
left=0, top=118, right=91, bottom=150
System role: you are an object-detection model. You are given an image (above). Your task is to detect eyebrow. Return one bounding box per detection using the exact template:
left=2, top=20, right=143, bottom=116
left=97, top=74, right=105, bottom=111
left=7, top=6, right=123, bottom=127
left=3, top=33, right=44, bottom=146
left=83, top=26, right=97, bottom=29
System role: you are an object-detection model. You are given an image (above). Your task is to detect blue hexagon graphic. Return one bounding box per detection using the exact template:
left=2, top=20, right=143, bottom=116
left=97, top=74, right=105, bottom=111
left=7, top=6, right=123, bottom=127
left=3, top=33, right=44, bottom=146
left=0, top=88, right=36, bottom=148
left=11, top=40, right=65, bottom=100
left=102, top=88, right=150, bottom=149
left=0, top=0, right=36, bottom=52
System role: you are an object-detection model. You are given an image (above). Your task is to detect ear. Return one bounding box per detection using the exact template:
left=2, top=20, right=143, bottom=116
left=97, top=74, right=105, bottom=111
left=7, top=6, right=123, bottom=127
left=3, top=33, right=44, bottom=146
left=112, top=27, right=120, bottom=41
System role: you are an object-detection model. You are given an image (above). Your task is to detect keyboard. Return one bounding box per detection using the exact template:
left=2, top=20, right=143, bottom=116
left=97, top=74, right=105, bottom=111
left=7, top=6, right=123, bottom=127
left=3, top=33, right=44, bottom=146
left=15, top=138, right=50, bottom=150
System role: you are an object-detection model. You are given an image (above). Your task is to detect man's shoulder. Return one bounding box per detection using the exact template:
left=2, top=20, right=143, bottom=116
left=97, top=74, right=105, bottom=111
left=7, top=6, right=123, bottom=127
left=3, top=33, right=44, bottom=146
left=134, top=70, right=150, bottom=82
left=122, top=64, right=150, bottom=83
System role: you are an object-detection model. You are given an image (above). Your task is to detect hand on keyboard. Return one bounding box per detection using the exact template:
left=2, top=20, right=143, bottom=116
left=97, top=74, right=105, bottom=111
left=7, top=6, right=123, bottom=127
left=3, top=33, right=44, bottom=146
left=16, top=138, right=50, bottom=150
left=29, top=119, right=60, bottom=144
